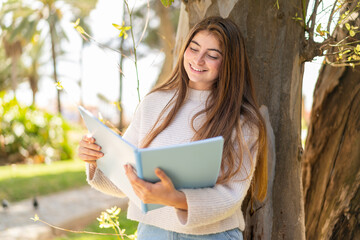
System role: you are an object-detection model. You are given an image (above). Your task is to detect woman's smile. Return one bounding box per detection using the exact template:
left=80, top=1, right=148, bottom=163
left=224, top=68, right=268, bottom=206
left=189, top=63, right=206, bottom=72
left=183, top=30, right=223, bottom=90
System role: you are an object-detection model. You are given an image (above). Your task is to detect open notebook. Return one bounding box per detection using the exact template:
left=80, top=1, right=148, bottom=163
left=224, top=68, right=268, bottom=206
left=79, top=106, right=224, bottom=213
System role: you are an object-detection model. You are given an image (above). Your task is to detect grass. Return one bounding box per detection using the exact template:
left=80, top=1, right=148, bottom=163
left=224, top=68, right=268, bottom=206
left=0, top=158, right=139, bottom=240
left=0, top=160, right=87, bottom=202
left=55, top=210, right=138, bottom=240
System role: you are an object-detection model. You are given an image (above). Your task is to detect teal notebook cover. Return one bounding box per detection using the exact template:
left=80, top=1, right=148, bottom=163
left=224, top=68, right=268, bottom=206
left=78, top=106, right=224, bottom=213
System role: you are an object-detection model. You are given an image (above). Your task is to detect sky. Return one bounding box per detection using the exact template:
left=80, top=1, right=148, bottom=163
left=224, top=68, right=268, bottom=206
left=13, top=0, right=328, bottom=123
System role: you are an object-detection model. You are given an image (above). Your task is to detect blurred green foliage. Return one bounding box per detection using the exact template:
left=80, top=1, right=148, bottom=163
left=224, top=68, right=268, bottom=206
left=0, top=91, right=73, bottom=165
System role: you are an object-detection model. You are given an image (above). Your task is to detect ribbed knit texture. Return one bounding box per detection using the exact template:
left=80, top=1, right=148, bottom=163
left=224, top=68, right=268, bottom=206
left=86, top=88, right=258, bottom=235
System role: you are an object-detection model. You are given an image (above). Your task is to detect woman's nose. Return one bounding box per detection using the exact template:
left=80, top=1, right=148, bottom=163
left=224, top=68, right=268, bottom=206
left=194, top=53, right=205, bottom=65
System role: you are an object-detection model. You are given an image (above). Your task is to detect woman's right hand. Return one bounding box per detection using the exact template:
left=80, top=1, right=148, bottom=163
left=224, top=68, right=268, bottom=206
left=78, top=135, right=104, bottom=165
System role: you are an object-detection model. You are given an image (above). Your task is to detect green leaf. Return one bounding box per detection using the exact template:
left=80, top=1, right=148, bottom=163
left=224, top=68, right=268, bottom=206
left=72, top=18, right=80, bottom=27
left=316, top=23, right=322, bottom=34
left=274, top=0, right=280, bottom=9
left=356, top=45, right=360, bottom=53
left=315, top=23, right=328, bottom=37
left=112, top=23, right=122, bottom=30
left=160, top=0, right=174, bottom=8
left=30, top=214, right=39, bottom=222
left=350, top=29, right=356, bottom=37
left=292, top=13, right=303, bottom=22
left=55, top=81, right=64, bottom=90
left=75, top=26, right=85, bottom=34
left=114, top=207, right=121, bottom=216
left=112, top=22, right=131, bottom=40
left=345, top=23, right=351, bottom=31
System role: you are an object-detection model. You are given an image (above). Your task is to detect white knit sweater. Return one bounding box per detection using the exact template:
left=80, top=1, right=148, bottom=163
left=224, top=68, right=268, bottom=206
left=86, top=88, right=258, bottom=235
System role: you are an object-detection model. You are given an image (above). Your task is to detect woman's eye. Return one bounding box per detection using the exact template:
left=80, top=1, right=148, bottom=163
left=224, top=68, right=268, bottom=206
left=190, top=47, right=198, bottom=52
left=208, top=55, right=218, bottom=60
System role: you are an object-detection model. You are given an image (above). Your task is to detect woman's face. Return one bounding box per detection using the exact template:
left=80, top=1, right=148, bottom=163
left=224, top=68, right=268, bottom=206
left=183, top=30, right=223, bottom=90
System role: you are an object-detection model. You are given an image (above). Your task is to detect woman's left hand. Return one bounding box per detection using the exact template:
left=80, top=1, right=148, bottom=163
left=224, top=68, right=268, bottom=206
left=124, top=164, right=188, bottom=210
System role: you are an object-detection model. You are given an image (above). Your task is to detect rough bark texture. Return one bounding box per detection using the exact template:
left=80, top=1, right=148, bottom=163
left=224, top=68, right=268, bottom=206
left=174, top=0, right=306, bottom=239
left=155, top=0, right=176, bottom=85
left=302, top=2, right=360, bottom=238
left=302, top=63, right=360, bottom=240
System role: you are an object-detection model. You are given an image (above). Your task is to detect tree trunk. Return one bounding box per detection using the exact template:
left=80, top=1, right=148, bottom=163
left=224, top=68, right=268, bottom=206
left=118, top=0, right=126, bottom=131
left=302, top=3, right=360, bottom=238
left=79, top=43, right=84, bottom=107
left=154, top=0, right=176, bottom=86
left=3, top=38, right=22, bottom=94
left=175, top=1, right=307, bottom=239
left=10, top=56, right=19, bottom=94
left=118, top=29, right=125, bottom=130
left=302, top=63, right=360, bottom=240
left=29, top=75, right=38, bottom=105
left=49, top=19, right=62, bottom=114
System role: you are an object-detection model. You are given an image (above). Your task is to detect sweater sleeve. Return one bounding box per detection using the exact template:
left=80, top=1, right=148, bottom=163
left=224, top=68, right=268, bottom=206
left=85, top=102, right=143, bottom=197
left=86, top=163, right=126, bottom=198
left=175, top=125, right=258, bottom=227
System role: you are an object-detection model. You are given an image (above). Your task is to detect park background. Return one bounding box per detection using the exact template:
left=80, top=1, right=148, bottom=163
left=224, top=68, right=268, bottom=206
left=1, top=0, right=359, bottom=240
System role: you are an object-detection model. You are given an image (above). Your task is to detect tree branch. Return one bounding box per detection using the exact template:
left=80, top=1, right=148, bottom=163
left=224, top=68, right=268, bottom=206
left=327, top=0, right=339, bottom=34
left=301, top=39, right=324, bottom=62
left=308, top=0, right=321, bottom=40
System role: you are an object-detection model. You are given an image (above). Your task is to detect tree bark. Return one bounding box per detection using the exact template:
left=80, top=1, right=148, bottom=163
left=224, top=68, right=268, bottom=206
left=10, top=55, right=18, bottom=94
left=302, top=2, right=360, bottom=237
left=154, top=0, right=175, bottom=86
left=3, top=38, right=22, bottom=94
left=302, top=62, right=360, bottom=240
left=29, top=75, right=38, bottom=105
left=175, top=0, right=307, bottom=239
left=49, top=19, right=62, bottom=114
left=118, top=0, right=126, bottom=131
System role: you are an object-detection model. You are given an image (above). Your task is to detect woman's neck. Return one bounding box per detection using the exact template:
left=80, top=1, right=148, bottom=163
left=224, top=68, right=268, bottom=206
left=186, top=87, right=211, bottom=102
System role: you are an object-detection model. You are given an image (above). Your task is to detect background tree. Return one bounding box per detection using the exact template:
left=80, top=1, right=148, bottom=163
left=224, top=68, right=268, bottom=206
left=0, top=43, right=27, bottom=92
left=94, top=0, right=179, bottom=129
left=70, top=0, right=98, bottom=106
left=0, top=0, right=36, bottom=94
left=0, top=47, right=12, bottom=90
left=302, top=1, right=360, bottom=239
left=24, top=35, right=45, bottom=105
left=0, top=0, right=98, bottom=112
left=152, top=0, right=179, bottom=85
left=116, top=1, right=126, bottom=130
left=2, top=37, right=23, bottom=93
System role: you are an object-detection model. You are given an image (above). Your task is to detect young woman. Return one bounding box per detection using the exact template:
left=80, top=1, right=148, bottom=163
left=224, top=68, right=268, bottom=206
left=78, top=16, right=268, bottom=240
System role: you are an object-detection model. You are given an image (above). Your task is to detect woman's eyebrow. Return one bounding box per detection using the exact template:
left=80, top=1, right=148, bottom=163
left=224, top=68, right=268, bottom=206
left=191, top=40, right=222, bottom=55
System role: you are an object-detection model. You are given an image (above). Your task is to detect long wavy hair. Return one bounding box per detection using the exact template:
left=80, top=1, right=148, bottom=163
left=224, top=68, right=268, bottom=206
left=141, top=16, right=268, bottom=201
